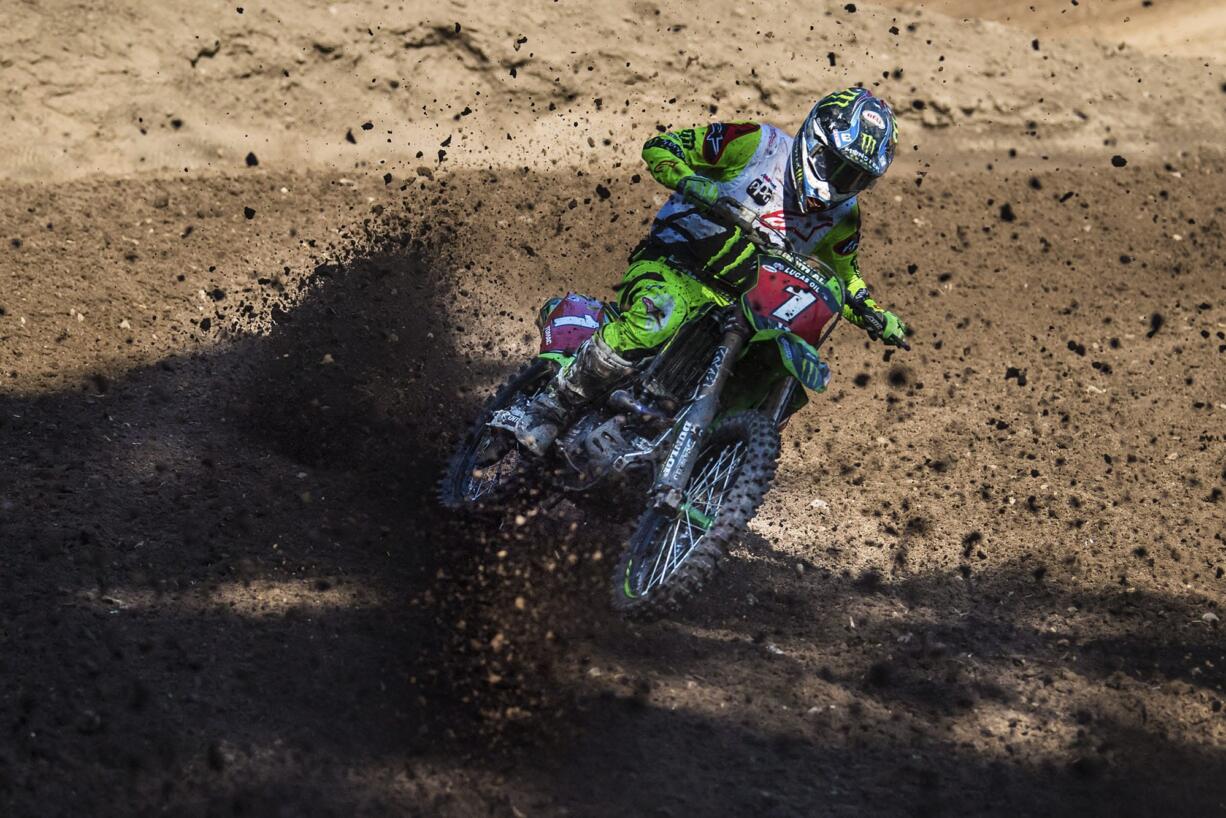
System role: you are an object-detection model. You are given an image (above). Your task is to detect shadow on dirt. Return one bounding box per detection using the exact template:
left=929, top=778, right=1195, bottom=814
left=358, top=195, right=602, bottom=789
left=532, top=683, right=1226, bottom=818
left=0, top=222, right=538, bottom=815
left=1, top=199, right=1223, bottom=817
left=538, top=546, right=1226, bottom=817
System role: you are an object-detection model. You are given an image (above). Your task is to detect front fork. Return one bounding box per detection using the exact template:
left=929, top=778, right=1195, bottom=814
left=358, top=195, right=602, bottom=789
left=763, top=375, right=798, bottom=427
left=652, top=307, right=750, bottom=511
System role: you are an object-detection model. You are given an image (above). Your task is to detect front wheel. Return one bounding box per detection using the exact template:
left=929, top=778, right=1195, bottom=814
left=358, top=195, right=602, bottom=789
left=612, top=411, right=780, bottom=619
left=437, top=359, right=557, bottom=512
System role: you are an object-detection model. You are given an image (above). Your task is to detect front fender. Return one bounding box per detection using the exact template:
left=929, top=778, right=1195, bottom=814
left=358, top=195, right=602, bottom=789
left=747, top=329, right=830, bottom=393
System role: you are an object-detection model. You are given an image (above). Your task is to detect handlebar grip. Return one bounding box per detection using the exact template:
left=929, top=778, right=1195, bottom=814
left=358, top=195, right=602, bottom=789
left=851, top=298, right=910, bottom=350
left=712, top=197, right=763, bottom=242
left=848, top=290, right=884, bottom=338
left=858, top=309, right=884, bottom=337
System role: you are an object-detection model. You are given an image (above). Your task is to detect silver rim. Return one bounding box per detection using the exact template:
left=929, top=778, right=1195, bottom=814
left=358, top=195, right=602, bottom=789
left=458, top=367, right=554, bottom=503
left=461, top=433, right=519, bottom=502
left=635, top=441, right=745, bottom=595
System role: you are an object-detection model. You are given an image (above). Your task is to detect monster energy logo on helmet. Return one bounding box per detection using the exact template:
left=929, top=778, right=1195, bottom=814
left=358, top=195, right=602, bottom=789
left=791, top=87, right=898, bottom=214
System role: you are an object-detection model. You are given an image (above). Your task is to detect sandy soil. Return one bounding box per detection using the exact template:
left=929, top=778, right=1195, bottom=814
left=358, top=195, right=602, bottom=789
left=2, top=1, right=1225, bottom=816
left=883, top=0, right=1226, bottom=60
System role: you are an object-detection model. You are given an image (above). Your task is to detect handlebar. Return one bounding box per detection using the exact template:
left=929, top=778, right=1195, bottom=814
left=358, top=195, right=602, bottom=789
left=705, top=196, right=910, bottom=351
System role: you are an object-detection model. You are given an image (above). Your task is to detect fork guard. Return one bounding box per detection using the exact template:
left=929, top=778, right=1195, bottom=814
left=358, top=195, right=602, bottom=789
left=742, top=328, right=831, bottom=393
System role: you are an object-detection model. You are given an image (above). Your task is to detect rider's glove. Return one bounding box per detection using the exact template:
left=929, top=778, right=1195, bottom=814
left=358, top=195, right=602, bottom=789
left=848, top=285, right=908, bottom=347
left=677, top=174, right=719, bottom=210
left=879, top=310, right=908, bottom=347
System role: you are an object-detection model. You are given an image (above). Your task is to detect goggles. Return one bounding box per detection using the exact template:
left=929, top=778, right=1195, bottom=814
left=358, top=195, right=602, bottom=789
left=806, top=139, right=878, bottom=198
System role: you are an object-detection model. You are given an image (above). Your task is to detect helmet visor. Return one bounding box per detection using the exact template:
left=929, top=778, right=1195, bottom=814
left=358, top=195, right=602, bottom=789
left=807, top=140, right=878, bottom=196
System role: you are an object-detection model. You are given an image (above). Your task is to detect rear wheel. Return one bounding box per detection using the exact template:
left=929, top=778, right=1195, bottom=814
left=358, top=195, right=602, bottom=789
left=612, top=411, right=780, bottom=619
left=438, top=359, right=557, bottom=512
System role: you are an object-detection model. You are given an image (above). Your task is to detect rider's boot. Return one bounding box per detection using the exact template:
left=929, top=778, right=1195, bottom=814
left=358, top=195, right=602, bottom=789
left=515, top=333, right=636, bottom=456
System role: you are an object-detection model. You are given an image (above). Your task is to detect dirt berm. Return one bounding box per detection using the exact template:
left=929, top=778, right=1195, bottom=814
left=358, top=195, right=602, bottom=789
left=1, top=2, right=1224, bottom=816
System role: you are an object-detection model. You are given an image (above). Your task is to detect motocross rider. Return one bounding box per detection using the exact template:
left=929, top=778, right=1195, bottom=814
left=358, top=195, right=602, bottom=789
left=516, top=87, right=909, bottom=456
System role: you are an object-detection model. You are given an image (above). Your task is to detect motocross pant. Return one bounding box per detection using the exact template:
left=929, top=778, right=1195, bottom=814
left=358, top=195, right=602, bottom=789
left=599, top=257, right=731, bottom=359
left=516, top=257, right=730, bottom=455
left=596, top=254, right=812, bottom=419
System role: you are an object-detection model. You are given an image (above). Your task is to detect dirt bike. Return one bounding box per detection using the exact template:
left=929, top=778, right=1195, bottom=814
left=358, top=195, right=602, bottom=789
left=439, top=197, right=907, bottom=618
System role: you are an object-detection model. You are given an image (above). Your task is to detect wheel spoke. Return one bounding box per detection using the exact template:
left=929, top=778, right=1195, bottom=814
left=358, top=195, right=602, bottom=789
left=694, top=451, right=720, bottom=506
left=710, top=444, right=740, bottom=495
left=680, top=505, right=700, bottom=556
left=465, top=434, right=516, bottom=501
left=714, top=444, right=743, bottom=498
left=680, top=520, right=702, bottom=564
left=690, top=448, right=724, bottom=510
left=658, top=516, right=684, bottom=590
left=656, top=520, right=674, bottom=589
left=688, top=442, right=741, bottom=517
left=645, top=515, right=677, bottom=593
left=634, top=436, right=749, bottom=595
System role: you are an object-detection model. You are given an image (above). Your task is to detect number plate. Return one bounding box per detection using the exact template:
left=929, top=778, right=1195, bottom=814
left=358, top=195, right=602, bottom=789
left=742, top=258, right=839, bottom=346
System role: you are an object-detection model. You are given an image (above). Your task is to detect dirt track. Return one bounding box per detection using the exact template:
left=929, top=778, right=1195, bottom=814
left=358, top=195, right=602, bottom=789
left=2, top=2, right=1226, bottom=816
